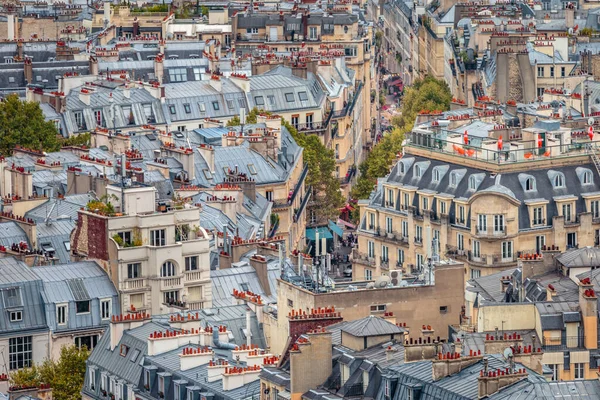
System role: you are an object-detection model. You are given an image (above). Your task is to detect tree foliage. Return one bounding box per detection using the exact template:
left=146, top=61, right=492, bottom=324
left=10, top=345, right=89, bottom=400
left=351, top=77, right=451, bottom=201
left=283, top=120, right=344, bottom=221
left=0, top=94, right=60, bottom=156
left=60, top=132, right=90, bottom=148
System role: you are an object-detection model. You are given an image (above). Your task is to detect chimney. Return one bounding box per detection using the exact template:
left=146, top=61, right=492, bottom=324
left=104, top=1, right=112, bottom=26
left=246, top=307, right=253, bottom=347
left=386, top=345, right=398, bottom=362
left=109, top=313, right=150, bottom=351
left=197, top=144, right=214, bottom=173
left=89, top=56, right=99, bottom=76
left=546, top=284, right=556, bottom=301
left=565, top=3, right=575, bottom=29
left=79, top=87, right=92, bottom=106
left=17, top=41, right=23, bottom=59
left=579, top=277, right=598, bottom=350
left=154, top=54, right=164, bottom=84
left=209, top=74, right=222, bottom=92
left=483, top=332, right=524, bottom=355
left=24, top=58, right=33, bottom=85
left=179, top=347, right=214, bottom=371
left=478, top=359, right=528, bottom=398
left=382, top=311, right=396, bottom=325
left=7, top=14, right=15, bottom=41
left=512, top=344, right=544, bottom=374
left=229, top=73, right=251, bottom=93
left=404, top=336, right=439, bottom=362
left=432, top=351, right=483, bottom=381
left=289, top=329, right=332, bottom=397
left=500, top=275, right=511, bottom=293
left=249, top=254, right=271, bottom=296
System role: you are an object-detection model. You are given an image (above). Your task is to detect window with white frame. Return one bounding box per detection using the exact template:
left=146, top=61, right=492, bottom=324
left=402, top=220, right=408, bottom=238
left=161, top=261, right=176, bottom=277
left=494, top=215, right=505, bottom=233
left=169, top=68, right=187, bottom=82
left=457, top=205, right=465, bottom=224
left=533, top=207, right=544, bottom=225
left=416, top=254, right=424, bottom=269
left=592, top=200, right=600, bottom=219
left=185, top=256, right=198, bottom=271
left=440, top=201, right=447, bottom=214
left=150, top=229, right=166, bottom=246
left=89, top=368, right=96, bottom=389
left=501, top=241, right=513, bottom=260
left=365, top=269, right=372, bottom=280
left=472, top=240, right=480, bottom=258
left=387, top=189, right=394, bottom=207
left=574, top=363, right=584, bottom=380
left=367, top=241, right=375, bottom=258
left=9, top=336, right=32, bottom=370
left=385, top=217, right=393, bottom=233
left=478, top=214, right=487, bottom=233
left=422, top=197, right=428, bottom=211
left=562, top=203, right=572, bottom=222
left=470, top=268, right=481, bottom=279
left=415, top=226, right=422, bottom=243
left=403, top=192, right=410, bottom=209
left=101, top=299, right=111, bottom=320
left=457, top=233, right=464, bottom=251
left=550, top=364, right=559, bottom=381
left=398, top=249, right=404, bottom=265
left=381, top=245, right=389, bottom=262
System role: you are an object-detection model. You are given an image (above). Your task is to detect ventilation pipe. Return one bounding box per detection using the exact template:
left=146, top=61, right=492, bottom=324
left=212, top=326, right=236, bottom=350
left=246, top=308, right=252, bottom=347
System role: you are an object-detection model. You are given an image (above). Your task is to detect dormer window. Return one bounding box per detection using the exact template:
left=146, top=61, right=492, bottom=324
left=415, top=165, right=422, bottom=178
left=554, top=174, right=565, bottom=188
left=583, top=171, right=593, bottom=185
left=468, top=176, right=477, bottom=190
left=433, top=169, right=440, bottom=182
left=399, top=163, right=405, bottom=174
left=525, top=177, right=536, bottom=191
left=450, top=173, right=457, bottom=186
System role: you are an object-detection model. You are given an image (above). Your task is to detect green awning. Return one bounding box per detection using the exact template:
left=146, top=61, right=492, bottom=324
left=328, top=220, right=344, bottom=237
left=306, top=227, right=333, bottom=241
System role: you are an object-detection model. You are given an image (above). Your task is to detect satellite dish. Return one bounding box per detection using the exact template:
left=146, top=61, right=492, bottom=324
left=589, top=117, right=595, bottom=126
left=366, top=282, right=375, bottom=289
left=374, top=275, right=391, bottom=288
left=503, top=347, right=514, bottom=360
left=568, top=28, right=574, bottom=35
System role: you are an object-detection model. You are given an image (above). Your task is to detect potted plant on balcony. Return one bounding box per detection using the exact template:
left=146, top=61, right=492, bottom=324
left=158, top=391, right=165, bottom=398
left=100, top=389, right=107, bottom=397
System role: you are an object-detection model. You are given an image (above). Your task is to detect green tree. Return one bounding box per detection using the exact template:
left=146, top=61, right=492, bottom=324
left=351, top=77, right=451, bottom=202
left=0, top=94, right=60, bottom=155
left=226, top=107, right=263, bottom=126
left=284, top=120, right=343, bottom=220
left=10, top=345, right=89, bottom=400
left=60, top=132, right=90, bottom=148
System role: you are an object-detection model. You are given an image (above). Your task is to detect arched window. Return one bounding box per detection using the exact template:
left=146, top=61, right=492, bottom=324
left=554, top=174, right=565, bottom=188
left=161, top=261, right=176, bottom=277
left=584, top=171, right=593, bottom=185
left=525, top=178, right=536, bottom=191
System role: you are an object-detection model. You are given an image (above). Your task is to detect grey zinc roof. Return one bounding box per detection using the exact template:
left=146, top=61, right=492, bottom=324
left=0, top=257, right=47, bottom=336
left=210, top=262, right=280, bottom=307
left=374, top=154, right=600, bottom=231
left=489, top=380, right=600, bottom=399
left=25, top=194, right=93, bottom=223
left=36, top=220, right=75, bottom=264
left=556, top=247, right=600, bottom=268
left=0, top=222, right=28, bottom=248
left=340, top=316, right=404, bottom=337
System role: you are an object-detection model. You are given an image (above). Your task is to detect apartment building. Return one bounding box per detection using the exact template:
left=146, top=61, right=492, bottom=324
left=465, top=248, right=600, bottom=382
left=232, top=5, right=375, bottom=161
left=81, top=305, right=267, bottom=400
left=0, top=258, right=118, bottom=370
left=71, top=182, right=212, bottom=315
left=354, top=109, right=600, bottom=282
left=382, top=0, right=416, bottom=86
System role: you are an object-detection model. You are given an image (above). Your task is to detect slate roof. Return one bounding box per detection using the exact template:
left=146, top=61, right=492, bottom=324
left=340, top=316, right=404, bottom=337
left=210, top=262, right=280, bottom=307
left=0, top=221, right=29, bottom=248
left=368, top=155, right=600, bottom=231
left=36, top=220, right=75, bottom=264
left=25, top=194, right=93, bottom=223
left=556, top=247, right=600, bottom=268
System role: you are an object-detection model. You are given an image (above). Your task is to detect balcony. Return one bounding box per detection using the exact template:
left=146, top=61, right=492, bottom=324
left=339, top=165, right=357, bottom=186
left=446, top=246, right=517, bottom=266
left=184, top=270, right=205, bottom=283
left=542, top=335, right=586, bottom=351
left=273, top=165, right=309, bottom=209
left=293, top=121, right=328, bottom=134
left=293, top=185, right=312, bottom=223
left=352, top=249, right=375, bottom=266
left=160, top=276, right=182, bottom=290
left=474, top=227, right=507, bottom=239
left=124, top=278, right=146, bottom=290
left=332, top=82, right=364, bottom=119
left=380, top=257, right=390, bottom=270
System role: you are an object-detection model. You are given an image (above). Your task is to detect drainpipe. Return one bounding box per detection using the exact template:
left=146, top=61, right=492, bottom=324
left=212, top=326, right=236, bottom=350
left=246, top=308, right=252, bottom=347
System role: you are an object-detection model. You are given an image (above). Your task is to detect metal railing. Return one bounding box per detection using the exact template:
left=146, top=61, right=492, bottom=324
left=408, top=131, right=599, bottom=165
left=273, top=165, right=308, bottom=208
left=293, top=121, right=328, bottom=133
left=446, top=246, right=518, bottom=265
left=332, top=82, right=364, bottom=119
left=293, top=185, right=311, bottom=223
left=339, top=166, right=357, bottom=185
left=542, top=335, right=586, bottom=351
